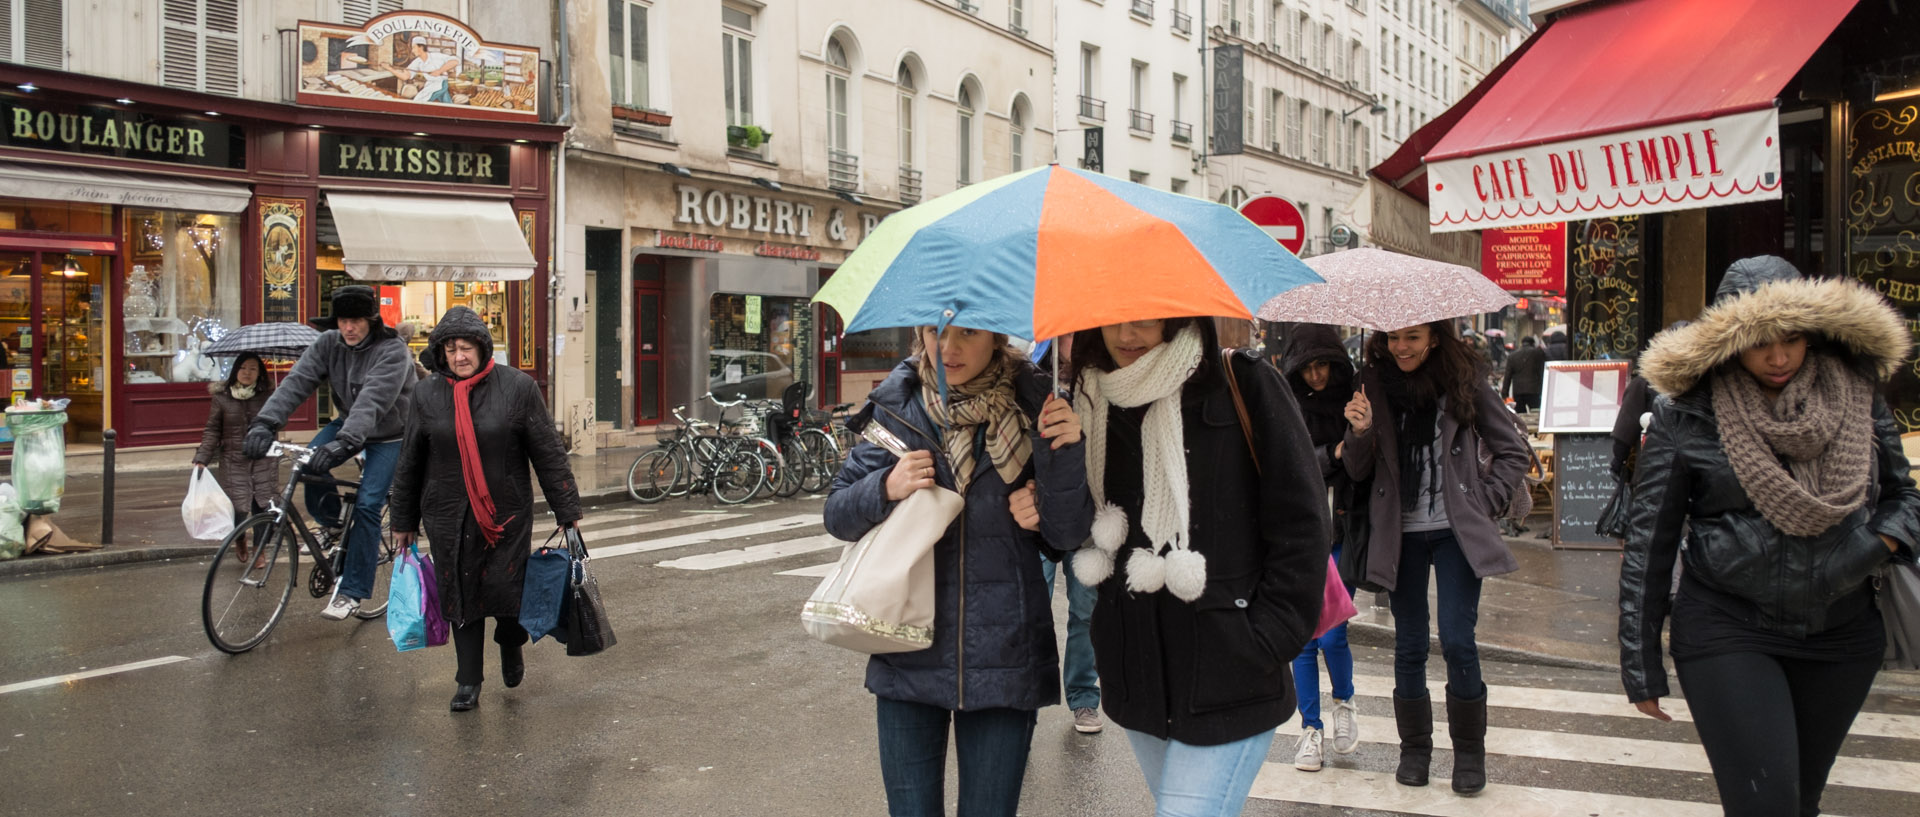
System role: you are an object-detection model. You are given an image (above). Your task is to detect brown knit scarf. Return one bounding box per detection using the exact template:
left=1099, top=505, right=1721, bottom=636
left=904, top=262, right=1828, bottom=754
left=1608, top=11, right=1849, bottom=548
left=917, top=355, right=1031, bottom=494
left=1711, top=353, right=1874, bottom=537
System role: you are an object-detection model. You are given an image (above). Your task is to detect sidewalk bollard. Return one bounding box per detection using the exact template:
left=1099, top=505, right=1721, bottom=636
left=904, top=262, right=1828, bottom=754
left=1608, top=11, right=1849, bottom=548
left=101, top=429, right=114, bottom=546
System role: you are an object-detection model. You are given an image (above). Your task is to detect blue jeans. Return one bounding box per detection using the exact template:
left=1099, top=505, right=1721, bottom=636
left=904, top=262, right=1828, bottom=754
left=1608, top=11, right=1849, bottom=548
left=1387, top=528, right=1484, bottom=699
left=1124, top=728, right=1276, bottom=817
left=303, top=419, right=399, bottom=601
left=1040, top=555, right=1100, bottom=710
left=875, top=696, right=1036, bottom=817
left=1292, top=543, right=1356, bottom=729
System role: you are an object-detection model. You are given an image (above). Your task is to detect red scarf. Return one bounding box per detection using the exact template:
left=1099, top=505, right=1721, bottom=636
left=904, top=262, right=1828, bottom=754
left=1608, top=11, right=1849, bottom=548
left=451, top=359, right=513, bottom=546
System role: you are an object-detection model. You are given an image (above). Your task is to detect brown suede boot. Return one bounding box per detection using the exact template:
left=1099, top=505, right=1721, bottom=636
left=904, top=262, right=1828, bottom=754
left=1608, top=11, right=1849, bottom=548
left=1393, top=692, right=1433, bottom=786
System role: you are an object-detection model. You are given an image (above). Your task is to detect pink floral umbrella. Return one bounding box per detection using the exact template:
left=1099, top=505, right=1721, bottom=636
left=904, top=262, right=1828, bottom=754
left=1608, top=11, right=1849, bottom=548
left=1255, top=247, right=1515, bottom=331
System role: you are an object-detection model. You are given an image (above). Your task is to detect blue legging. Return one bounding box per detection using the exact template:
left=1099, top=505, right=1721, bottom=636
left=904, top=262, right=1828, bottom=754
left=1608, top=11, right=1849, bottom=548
left=1292, top=542, right=1356, bottom=729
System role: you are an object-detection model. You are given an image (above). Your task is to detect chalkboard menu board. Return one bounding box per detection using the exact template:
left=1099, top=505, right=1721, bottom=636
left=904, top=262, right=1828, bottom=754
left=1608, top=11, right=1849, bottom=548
left=1553, top=432, right=1621, bottom=549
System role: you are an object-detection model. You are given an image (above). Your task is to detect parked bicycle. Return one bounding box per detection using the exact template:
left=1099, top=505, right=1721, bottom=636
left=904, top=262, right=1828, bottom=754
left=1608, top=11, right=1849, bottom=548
left=201, top=442, right=396, bottom=654
left=626, top=403, right=768, bottom=504
left=705, top=391, right=798, bottom=499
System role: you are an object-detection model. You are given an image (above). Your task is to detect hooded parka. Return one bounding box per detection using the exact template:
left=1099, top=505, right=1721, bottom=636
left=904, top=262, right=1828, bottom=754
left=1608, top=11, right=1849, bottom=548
left=194, top=378, right=280, bottom=514
left=388, top=307, right=583, bottom=626
left=1282, top=325, right=1356, bottom=485
left=824, top=358, right=1093, bottom=712
left=1619, top=261, right=1920, bottom=703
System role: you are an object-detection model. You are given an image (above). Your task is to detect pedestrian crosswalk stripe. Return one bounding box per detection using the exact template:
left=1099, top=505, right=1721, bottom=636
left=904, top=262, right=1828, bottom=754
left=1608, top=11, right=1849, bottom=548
left=777, top=562, right=839, bottom=578
left=656, top=534, right=844, bottom=571
left=1247, top=764, right=1726, bottom=816
left=578, top=513, right=749, bottom=541
left=0, top=656, right=193, bottom=696
left=1342, top=715, right=1920, bottom=792
left=593, top=515, right=822, bottom=560
left=1349, top=673, right=1920, bottom=740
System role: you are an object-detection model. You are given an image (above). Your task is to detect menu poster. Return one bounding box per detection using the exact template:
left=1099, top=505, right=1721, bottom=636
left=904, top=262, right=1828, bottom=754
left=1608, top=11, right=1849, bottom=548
left=1538, top=360, right=1630, bottom=433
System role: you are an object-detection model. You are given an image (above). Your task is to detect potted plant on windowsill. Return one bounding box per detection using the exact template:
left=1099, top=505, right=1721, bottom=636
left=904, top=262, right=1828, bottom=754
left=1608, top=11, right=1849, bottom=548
left=613, top=105, right=672, bottom=126
left=726, top=125, right=773, bottom=149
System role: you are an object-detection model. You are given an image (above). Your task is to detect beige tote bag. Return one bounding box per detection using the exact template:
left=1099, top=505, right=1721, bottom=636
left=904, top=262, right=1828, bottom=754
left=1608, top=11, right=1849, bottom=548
left=803, top=423, right=963, bottom=654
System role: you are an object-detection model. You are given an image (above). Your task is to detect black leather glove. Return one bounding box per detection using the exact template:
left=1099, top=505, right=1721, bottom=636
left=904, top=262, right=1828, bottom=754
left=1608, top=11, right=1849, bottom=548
left=306, top=440, right=356, bottom=473
left=242, top=423, right=277, bottom=460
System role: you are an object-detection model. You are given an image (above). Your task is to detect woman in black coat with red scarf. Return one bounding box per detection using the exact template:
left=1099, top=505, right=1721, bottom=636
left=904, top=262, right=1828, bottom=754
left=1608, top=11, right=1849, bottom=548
left=390, top=307, right=584, bottom=712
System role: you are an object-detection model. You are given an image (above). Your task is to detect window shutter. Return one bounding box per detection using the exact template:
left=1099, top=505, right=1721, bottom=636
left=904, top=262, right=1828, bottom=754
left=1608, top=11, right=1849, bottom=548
left=0, top=0, right=15, bottom=64
left=22, top=0, right=60, bottom=69
left=203, top=0, right=239, bottom=95
left=161, top=0, right=240, bottom=96
left=343, top=0, right=375, bottom=25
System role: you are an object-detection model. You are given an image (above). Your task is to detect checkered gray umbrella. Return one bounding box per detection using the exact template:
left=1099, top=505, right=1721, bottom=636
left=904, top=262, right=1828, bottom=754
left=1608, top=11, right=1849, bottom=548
left=202, top=322, right=321, bottom=360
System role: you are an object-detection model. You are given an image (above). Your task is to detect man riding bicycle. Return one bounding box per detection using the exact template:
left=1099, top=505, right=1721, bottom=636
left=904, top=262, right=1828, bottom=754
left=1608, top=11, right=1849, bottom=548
left=243, top=285, right=417, bottom=620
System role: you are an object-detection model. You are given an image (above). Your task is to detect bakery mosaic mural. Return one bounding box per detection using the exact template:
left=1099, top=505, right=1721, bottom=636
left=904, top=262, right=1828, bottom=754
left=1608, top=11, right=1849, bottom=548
left=296, top=12, right=539, bottom=122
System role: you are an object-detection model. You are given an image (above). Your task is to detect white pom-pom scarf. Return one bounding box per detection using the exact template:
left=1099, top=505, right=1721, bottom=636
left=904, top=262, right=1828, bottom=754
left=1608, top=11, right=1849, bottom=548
left=1073, top=326, right=1207, bottom=601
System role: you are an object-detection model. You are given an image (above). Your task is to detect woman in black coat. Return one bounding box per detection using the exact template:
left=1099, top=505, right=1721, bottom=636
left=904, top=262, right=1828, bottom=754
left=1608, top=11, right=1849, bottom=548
left=390, top=307, right=584, bottom=713
left=192, top=352, right=279, bottom=563
left=1621, top=258, right=1920, bottom=817
left=1069, top=316, right=1328, bottom=816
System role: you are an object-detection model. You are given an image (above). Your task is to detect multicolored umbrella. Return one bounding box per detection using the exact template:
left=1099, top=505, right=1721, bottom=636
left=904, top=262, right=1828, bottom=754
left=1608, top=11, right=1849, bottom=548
left=1255, top=247, right=1515, bottom=331
left=814, top=165, right=1321, bottom=341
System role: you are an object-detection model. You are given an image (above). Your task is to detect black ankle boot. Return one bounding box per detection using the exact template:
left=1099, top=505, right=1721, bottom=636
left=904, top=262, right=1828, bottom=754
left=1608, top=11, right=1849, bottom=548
left=501, top=648, right=525, bottom=689
left=450, top=683, right=481, bottom=712
left=1447, top=686, right=1488, bottom=795
left=1393, top=693, right=1433, bottom=787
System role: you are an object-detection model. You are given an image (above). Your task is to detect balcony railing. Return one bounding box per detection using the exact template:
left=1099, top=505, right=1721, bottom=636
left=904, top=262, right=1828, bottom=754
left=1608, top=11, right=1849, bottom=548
left=899, top=166, right=924, bottom=204
left=829, top=149, right=861, bottom=192
left=1129, top=109, right=1154, bottom=134
left=1171, top=120, right=1193, bottom=143
left=1131, top=0, right=1154, bottom=20
left=1078, top=95, right=1106, bottom=122
left=1171, top=9, right=1192, bottom=34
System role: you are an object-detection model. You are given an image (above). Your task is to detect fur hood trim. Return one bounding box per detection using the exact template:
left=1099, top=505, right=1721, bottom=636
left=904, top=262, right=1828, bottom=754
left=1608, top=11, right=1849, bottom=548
left=1640, top=277, right=1911, bottom=397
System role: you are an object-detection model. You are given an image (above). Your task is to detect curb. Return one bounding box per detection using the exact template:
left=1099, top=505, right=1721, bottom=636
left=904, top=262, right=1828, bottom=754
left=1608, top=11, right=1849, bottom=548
left=1347, top=620, right=1615, bottom=673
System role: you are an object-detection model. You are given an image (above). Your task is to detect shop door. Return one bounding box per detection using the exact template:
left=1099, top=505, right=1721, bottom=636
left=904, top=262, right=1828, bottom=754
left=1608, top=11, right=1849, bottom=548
left=817, top=305, right=842, bottom=408
left=632, top=256, right=667, bottom=425
left=0, top=251, right=108, bottom=442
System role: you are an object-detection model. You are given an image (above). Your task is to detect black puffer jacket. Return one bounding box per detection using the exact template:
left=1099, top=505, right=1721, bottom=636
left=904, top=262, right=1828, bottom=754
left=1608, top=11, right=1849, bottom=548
left=1620, top=267, right=1920, bottom=703
left=389, top=307, right=583, bottom=625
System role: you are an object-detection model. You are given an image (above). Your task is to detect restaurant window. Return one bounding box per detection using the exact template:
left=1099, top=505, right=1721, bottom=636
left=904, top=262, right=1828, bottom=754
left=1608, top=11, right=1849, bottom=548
left=122, top=209, right=241, bottom=384
left=608, top=0, right=651, bottom=109
left=709, top=294, right=812, bottom=401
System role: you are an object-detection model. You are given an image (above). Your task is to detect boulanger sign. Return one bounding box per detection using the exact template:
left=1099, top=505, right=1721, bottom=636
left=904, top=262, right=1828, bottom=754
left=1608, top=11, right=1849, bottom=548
left=1426, top=107, right=1781, bottom=233
left=1, top=96, right=243, bottom=168
left=295, top=11, right=539, bottom=122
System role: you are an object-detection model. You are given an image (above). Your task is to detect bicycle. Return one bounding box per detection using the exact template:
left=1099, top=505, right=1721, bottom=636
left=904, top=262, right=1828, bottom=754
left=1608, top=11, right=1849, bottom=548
left=201, top=442, right=396, bottom=654
left=704, top=392, right=796, bottom=499
left=626, top=405, right=768, bottom=504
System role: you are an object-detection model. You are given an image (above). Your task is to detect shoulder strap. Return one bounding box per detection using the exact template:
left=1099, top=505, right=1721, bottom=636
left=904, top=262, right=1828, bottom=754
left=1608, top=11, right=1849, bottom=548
left=1220, top=349, right=1261, bottom=475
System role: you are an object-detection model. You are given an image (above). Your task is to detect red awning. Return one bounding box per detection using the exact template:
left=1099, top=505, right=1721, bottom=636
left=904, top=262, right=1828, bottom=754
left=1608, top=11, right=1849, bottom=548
left=1381, top=0, right=1859, bottom=232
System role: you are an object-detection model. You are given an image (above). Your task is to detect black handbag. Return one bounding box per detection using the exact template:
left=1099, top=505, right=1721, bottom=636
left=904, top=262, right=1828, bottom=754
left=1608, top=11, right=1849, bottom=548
left=1335, top=477, right=1385, bottom=593
left=560, top=526, right=616, bottom=657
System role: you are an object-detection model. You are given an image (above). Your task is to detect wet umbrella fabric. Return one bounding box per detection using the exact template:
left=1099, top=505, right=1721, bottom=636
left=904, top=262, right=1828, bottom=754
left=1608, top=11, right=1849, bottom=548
left=1255, top=247, right=1515, bottom=332
left=201, top=322, right=322, bottom=360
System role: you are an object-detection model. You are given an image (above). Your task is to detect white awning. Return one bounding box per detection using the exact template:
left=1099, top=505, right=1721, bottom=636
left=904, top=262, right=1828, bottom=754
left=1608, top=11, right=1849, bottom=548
left=324, top=191, right=535, bottom=282
left=0, top=161, right=251, bottom=213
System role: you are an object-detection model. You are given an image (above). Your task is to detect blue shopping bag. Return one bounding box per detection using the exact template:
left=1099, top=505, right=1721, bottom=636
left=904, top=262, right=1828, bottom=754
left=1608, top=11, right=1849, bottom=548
left=521, top=534, right=572, bottom=643
left=387, top=544, right=430, bottom=652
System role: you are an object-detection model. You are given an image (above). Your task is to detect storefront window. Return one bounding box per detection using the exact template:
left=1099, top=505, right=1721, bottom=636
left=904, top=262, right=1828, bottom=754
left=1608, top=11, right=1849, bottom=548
left=1568, top=215, right=1647, bottom=361
left=0, top=198, right=112, bottom=235
left=709, top=293, right=811, bottom=401
left=841, top=327, right=916, bottom=372
left=122, top=209, right=241, bottom=384
left=1848, top=100, right=1920, bottom=431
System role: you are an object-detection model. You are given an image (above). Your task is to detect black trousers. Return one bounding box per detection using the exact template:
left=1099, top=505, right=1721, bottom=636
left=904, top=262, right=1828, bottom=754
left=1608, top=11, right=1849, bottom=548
left=1674, top=650, right=1881, bottom=817
left=452, top=616, right=528, bottom=685
left=1511, top=392, right=1539, bottom=413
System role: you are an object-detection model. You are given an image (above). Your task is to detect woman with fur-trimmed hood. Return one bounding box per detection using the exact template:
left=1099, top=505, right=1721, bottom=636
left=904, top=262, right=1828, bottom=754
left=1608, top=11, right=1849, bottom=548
left=1619, top=256, right=1920, bottom=817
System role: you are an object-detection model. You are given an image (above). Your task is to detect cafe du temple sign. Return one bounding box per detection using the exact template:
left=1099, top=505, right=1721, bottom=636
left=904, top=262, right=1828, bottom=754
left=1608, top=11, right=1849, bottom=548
left=296, top=11, right=540, bottom=122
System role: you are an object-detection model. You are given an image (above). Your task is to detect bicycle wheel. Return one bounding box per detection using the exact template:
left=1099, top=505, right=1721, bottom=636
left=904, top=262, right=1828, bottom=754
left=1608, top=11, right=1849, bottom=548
left=627, top=448, right=681, bottom=503
left=353, top=505, right=395, bottom=619
left=797, top=429, right=838, bottom=494
left=776, top=437, right=811, bottom=498
left=712, top=447, right=767, bottom=504
left=758, top=437, right=799, bottom=499
left=203, top=513, right=298, bottom=654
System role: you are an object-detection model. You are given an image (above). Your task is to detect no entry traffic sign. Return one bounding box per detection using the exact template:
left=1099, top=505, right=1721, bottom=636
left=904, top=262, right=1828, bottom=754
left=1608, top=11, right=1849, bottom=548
left=1239, top=195, right=1306, bottom=256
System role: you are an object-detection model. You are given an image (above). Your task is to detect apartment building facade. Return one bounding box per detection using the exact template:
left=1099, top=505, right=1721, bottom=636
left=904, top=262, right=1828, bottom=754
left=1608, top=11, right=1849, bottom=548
left=1056, top=0, right=1205, bottom=193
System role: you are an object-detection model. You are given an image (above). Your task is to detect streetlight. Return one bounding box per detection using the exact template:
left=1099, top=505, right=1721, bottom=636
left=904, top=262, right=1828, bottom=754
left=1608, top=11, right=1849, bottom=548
left=1342, top=100, right=1387, bottom=120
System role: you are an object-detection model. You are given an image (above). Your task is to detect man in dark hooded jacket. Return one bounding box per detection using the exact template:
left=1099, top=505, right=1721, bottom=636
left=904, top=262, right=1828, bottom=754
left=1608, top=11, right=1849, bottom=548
left=243, top=285, right=417, bottom=620
left=1502, top=337, right=1547, bottom=413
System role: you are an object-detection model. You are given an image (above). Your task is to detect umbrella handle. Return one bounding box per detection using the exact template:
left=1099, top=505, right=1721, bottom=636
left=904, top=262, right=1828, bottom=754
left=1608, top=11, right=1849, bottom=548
left=930, top=309, right=955, bottom=426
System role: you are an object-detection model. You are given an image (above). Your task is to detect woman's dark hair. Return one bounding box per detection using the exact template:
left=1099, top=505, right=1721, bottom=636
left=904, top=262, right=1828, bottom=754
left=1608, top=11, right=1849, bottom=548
left=222, top=352, right=269, bottom=393
left=1068, top=316, right=1222, bottom=391
left=1363, top=321, right=1485, bottom=424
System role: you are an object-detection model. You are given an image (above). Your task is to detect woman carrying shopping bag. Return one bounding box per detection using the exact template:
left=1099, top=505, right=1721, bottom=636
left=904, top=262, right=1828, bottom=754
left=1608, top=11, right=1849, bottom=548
left=823, top=324, right=1090, bottom=817
left=1342, top=319, right=1530, bottom=795
left=389, top=307, right=584, bottom=713
left=1620, top=257, right=1920, bottom=817
left=192, top=352, right=279, bottom=563
left=1069, top=317, right=1330, bottom=817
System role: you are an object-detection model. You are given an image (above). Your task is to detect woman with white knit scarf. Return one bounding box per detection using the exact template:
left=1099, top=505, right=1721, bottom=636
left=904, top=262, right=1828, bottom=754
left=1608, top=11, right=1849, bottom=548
left=1070, top=316, right=1330, bottom=817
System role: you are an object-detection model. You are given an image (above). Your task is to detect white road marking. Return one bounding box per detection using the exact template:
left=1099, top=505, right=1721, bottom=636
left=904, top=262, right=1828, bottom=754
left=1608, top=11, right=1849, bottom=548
left=0, top=656, right=193, bottom=695
left=656, top=534, right=845, bottom=571
left=578, top=514, right=748, bottom=541
left=593, top=514, right=823, bottom=560
left=777, top=562, right=839, bottom=578
left=1350, top=673, right=1920, bottom=740
left=1248, top=765, right=1726, bottom=816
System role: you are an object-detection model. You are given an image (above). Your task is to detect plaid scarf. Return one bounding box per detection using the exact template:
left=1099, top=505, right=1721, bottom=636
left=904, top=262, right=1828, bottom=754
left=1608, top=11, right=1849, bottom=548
left=917, top=356, right=1031, bottom=494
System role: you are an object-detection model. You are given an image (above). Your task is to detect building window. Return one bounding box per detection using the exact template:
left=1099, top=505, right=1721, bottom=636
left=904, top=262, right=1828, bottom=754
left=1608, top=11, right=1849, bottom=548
left=1268, top=1, right=1282, bottom=49
left=1010, top=97, right=1027, bottom=170
left=957, top=82, right=976, bottom=185
left=1130, top=171, right=1149, bottom=184
left=1263, top=90, right=1278, bottom=151
left=343, top=0, right=402, bottom=27
left=825, top=36, right=851, bottom=154
left=722, top=5, right=755, bottom=129
left=1171, top=178, right=1187, bottom=194
left=1286, top=100, right=1304, bottom=158
left=2, top=0, right=63, bottom=68
left=1311, top=108, right=1328, bottom=164
left=161, top=0, right=240, bottom=96
left=1292, top=11, right=1307, bottom=61
left=897, top=64, right=917, bottom=168
left=607, top=0, right=650, bottom=109
left=122, top=208, right=242, bottom=385
left=1009, top=0, right=1027, bottom=34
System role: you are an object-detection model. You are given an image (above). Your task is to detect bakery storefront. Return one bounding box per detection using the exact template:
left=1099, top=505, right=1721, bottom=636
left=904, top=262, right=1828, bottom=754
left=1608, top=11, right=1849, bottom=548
left=0, top=11, right=558, bottom=449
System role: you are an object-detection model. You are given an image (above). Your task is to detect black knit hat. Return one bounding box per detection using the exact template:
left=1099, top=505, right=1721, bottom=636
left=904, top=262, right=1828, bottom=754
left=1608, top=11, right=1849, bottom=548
left=311, top=284, right=397, bottom=340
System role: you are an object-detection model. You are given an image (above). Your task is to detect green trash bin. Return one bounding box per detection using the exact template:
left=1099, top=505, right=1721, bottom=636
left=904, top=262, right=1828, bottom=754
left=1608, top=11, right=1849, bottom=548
left=6, top=407, right=68, bottom=514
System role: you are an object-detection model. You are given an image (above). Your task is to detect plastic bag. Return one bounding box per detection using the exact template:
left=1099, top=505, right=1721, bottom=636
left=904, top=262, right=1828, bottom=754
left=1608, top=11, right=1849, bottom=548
left=416, top=546, right=448, bottom=647
left=387, top=545, right=429, bottom=652
left=181, top=467, right=235, bottom=541
left=0, top=483, right=22, bottom=561
left=7, top=408, right=68, bottom=513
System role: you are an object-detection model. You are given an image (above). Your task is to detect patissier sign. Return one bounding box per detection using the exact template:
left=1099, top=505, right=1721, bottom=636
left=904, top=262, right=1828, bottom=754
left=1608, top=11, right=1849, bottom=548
left=1426, top=107, right=1781, bottom=233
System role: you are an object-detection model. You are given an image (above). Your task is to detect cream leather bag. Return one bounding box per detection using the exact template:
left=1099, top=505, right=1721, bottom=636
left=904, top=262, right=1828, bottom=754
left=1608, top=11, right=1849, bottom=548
left=803, top=423, right=964, bottom=654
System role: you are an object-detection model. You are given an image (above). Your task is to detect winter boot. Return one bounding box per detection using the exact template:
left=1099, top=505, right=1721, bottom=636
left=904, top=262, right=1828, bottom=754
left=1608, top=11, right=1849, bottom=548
left=1393, top=692, right=1433, bottom=787
left=1447, top=686, right=1489, bottom=795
